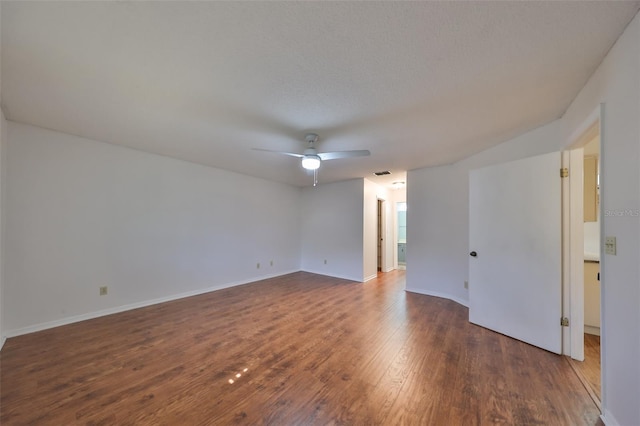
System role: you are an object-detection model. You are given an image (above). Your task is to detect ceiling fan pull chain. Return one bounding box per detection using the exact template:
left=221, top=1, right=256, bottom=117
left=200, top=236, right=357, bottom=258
left=314, top=168, right=318, bottom=186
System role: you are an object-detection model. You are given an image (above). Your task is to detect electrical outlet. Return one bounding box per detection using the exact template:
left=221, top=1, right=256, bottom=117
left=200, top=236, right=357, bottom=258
left=605, top=236, right=617, bottom=255
left=256, top=262, right=260, bottom=269
left=324, top=259, right=327, bottom=265
left=99, top=286, right=108, bottom=296
left=464, top=280, right=468, bottom=289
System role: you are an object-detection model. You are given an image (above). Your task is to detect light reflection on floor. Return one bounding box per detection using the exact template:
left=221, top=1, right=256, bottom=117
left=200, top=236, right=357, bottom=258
left=228, top=367, right=249, bottom=384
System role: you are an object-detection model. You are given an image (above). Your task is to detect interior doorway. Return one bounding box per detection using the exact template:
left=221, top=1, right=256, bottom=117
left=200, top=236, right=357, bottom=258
left=377, top=199, right=383, bottom=272
left=397, top=202, right=407, bottom=270
left=566, top=114, right=602, bottom=404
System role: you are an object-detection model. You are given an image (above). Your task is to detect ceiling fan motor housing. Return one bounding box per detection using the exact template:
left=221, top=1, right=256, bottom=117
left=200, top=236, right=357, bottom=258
left=305, top=133, right=319, bottom=144
left=303, top=147, right=318, bottom=156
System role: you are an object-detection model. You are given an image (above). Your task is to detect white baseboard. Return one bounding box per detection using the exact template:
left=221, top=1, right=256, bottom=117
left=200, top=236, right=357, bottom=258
left=5, top=270, right=299, bottom=338
left=584, top=325, right=601, bottom=336
left=363, top=274, right=378, bottom=282
left=405, top=287, right=469, bottom=307
left=601, top=409, right=620, bottom=426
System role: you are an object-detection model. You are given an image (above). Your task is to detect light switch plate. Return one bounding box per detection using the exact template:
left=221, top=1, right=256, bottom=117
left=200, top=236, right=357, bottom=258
left=605, top=236, right=617, bottom=255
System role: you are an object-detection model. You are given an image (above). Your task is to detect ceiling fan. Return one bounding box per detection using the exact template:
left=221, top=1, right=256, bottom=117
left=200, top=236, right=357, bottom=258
left=252, top=133, right=370, bottom=186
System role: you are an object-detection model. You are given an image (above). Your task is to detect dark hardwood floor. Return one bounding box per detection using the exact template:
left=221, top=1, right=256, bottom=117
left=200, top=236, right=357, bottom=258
left=569, top=333, right=601, bottom=405
left=1, top=271, right=601, bottom=425
left=583, top=333, right=602, bottom=400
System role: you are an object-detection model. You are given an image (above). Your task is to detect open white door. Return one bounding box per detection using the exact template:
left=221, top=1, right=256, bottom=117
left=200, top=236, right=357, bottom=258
left=469, top=152, right=562, bottom=354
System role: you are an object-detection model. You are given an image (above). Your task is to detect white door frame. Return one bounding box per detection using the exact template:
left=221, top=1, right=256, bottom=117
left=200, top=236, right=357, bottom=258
left=562, top=148, right=585, bottom=360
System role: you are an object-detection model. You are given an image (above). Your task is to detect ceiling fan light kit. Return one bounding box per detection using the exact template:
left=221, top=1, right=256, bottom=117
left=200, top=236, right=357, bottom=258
left=301, top=155, right=321, bottom=170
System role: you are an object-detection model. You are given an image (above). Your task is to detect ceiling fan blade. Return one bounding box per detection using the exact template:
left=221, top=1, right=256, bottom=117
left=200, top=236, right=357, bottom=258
left=251, top=148, right=303, bottom=158
left=318, top=150, right=370, bottom=161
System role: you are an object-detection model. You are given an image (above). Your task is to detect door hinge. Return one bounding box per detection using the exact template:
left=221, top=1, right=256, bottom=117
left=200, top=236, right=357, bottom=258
left=560, top=168, right=569, bottom=178
left=561, top=317, right=570, bottom=327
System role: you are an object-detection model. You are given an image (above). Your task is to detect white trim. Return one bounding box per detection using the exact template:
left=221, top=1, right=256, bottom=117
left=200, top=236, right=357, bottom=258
left=561, top=150, right=572, bottom=356
left=405, top=287, right=469, bottom=308
left=597, top=103, right=606, bottom=415
left=584, top=325, right=600, bottom=336
left=5, top=270, right=299, bottom=338
left=569, top=147, right=585, bottom=361
left=363, top=273, right=378, bottom=282
left=600, top=409, right=620, bottom=426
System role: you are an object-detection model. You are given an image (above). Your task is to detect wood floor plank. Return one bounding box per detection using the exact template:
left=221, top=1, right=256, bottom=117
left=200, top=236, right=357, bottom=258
left=580, top=334, right=602, bottom=400
left=1, top=271, right=600, bottom=425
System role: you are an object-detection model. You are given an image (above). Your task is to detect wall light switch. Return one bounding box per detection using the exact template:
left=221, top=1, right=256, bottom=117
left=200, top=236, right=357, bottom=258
left=605, top=236, right=617, bottom=255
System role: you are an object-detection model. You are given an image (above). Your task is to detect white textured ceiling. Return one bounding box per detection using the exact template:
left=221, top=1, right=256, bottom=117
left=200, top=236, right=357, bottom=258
left=2, top=1, right=638, bottom=187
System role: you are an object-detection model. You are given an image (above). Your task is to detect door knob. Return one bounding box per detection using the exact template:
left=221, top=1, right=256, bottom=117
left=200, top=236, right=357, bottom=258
left=470, top=251, right=477, bottom=257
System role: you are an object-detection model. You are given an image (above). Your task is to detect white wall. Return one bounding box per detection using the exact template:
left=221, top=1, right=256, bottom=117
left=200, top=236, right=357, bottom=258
left=4, top=122, right=302, bottom=335
left=407, top=11, right=640, bottom=425
left=300, top=179, right=364, bottom=282
left=363, top=179, right=379, bottom=281
left=584, top=222, right=600, bottom=259
left=407, top=164, right=468, bottom=305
